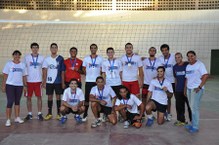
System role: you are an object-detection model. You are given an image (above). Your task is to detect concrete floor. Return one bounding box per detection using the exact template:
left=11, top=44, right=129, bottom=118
left=0, top=76, right=219, bottom=145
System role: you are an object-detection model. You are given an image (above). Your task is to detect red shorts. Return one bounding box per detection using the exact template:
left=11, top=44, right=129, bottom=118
left=122, top=81, right=140, bottom=95
left=26, top=82, right=42, bottom=97
left=142, top=84, right=149, bottom=98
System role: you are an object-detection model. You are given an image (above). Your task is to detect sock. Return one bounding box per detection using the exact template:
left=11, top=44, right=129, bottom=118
left=56, top=100, right=61, bottom=114
left=83, top=105, right=89, bottom=118
left=48, top=100, right=53, bottom=115
left=38, top=112, right=42, bottom=115
left=28, top=112, right=32, bottom=115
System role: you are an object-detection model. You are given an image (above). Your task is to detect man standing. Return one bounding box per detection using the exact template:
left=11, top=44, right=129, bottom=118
left=120, top=43, right=143, bottom=97
left=23, top=43, right=44, bottom=121
left=142, top=47, right=162, bottom=107
left=173, top=52, right=189, bottom=126
left=159, top=44, right=176, bottom=121
left=42, top=43, right=65, bottom=121
left=64, top=47, right=83, bottom=88
left=102, top=47, right=122, bottom=97
left=82, top=44, right=103, bottom=121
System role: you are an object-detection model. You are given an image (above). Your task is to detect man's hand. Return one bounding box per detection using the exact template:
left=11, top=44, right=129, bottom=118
left=100, top=100, right=107, bottom=106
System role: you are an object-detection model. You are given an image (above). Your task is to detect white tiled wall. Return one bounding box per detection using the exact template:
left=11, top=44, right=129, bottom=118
left=0, top=10, right=219, bottom=72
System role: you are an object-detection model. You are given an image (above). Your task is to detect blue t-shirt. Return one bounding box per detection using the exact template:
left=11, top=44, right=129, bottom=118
left=173, top=62, right=189, bottom=92
left=43, top=55, right=65, bottom=84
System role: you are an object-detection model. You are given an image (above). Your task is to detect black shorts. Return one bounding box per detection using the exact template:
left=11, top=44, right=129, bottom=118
left=85, top=82, right=96, bottom=102
left=46, top=83, right=63, bottom=95
left=151, top=99, right=167, bottom=113
left=172, top=83, right=176, bottom=94
left=126, top=111, right=139, bottom=124
left=65, top=107, right=79, bottom=114
left=100, top=105, right=112, bottom=116
left=111, top=85, right=122, bottom=97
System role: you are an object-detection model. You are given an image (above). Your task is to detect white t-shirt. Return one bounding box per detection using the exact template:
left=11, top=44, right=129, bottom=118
left=121, top=54, right=143, bottom=82
left=83, top=55, right=103, bottom=82
left=23, top=54, right=44, bottom=82
left=159, top=54, right=176, bottom=83
left=185, top=60, right=208, bottom=89
left=90, top=85, right=116, bottom=107
left=148, top=78, right=173, bottom=105
left=62, top=87, right=85, bottom=106
left=115, top=94, right=142, bottom=114
left=102, top=59, right=122, bottom=86
left=2, top=61, right=27, bottom=86
left=143, top=58, right=162, bottom=85
left=42, top=55, right=65, bottom=84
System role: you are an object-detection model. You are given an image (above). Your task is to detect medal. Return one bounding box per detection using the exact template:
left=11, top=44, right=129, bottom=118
left=70, top=58, right=77, bottom=70
left=126, top=54, right=133, bottom=67
left=149, top=58, right=156, bottom=71
left=164, top=54, right=170, bottom=68
left=90, top=55, right=97, bottom=69
left=31, top=54, right=38, bottom=69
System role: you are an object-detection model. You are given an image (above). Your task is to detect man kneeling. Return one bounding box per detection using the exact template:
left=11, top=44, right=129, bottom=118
left=115, top=86, right=144, bottom=129
left=90, top=76, right=117, bottom=128
left=60, top=79, right=85, bottom=124
left=145, top=66, right=173, bottom=126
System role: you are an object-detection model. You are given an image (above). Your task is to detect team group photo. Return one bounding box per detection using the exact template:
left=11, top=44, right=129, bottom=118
left=1, top=42, right=208, bottom=134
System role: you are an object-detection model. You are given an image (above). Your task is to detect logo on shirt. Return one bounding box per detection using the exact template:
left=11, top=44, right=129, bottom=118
left=97, top=96, right=107, bottom=100
left=164, top=64, right=172, bottom=68
left=176, top=71, right=186, bottom=76
left=11, top=68, right=23, bottom=72
left=125, top=61, right=137, bottom=66
left=146, top=65, right=155, bottom=70
left=108, top=66, right=118, bottom=71
left=48, top=64, right=57, bottom=69
left=88, top=63, right=100, bottom=68
left=155, top=86, right=163, bottom=91
left=29, top=62, right=41, bottom=67
left=68, top=98, right=79, bottom=103
left=186, top=70, right=194, bottom=74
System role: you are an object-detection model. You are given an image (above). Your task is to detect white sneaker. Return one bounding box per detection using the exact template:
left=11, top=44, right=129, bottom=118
left=91, top=118, right=101, bottom=128
left=15, top=117, right=24, bottom=124
left=82, top=117, right=87, bottom=122
left=5, top=119, right=11, bottom=127
left=165, top=113, right=172, bottom=121
left=123, top=121, right=130, bottom=129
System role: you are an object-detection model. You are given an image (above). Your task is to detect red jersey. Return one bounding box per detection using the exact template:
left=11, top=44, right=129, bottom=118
left=64, top=58, right=83, bottom=82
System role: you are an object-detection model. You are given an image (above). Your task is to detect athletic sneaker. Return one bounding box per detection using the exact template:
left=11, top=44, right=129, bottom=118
left=165, top=113, right=172, bottom=121
left=14, top=117, right=24, bottom=124
left=185, top=124, right=193, bottom=130
left=146, top=118, right=154, bottom=127
left=5, top=119, right=11, bottom=127
left=74, top=115, right=82, bottom=123
left=174, top=121, right=186, bottom=126
left=56, top=114, right=61, bottom=120
left=91, top=118, right=101, bottom=128
left=123, top=121, right=130, bottom=129
left=24, top=114, right=33, bottom=121
left=82, top=117, right=87, bottom=122
left=37, top=114, right=44, bottom=121
left=60, top=116, right=67, bottom=124
left=102, top=114, right=109, bottom=123
left=189, top=127, right=199, bottom=133
left=44, top=114, right=52, bottom=121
